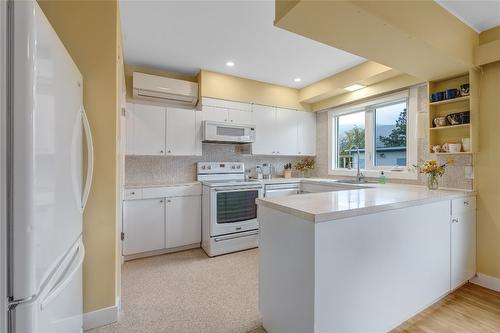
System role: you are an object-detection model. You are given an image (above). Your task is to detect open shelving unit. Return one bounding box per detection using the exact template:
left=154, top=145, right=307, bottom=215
left=428, top=71, right=479, bottom=155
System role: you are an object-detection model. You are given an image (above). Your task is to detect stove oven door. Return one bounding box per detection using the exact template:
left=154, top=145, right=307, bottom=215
left=210, top=186, right=262, bottom=236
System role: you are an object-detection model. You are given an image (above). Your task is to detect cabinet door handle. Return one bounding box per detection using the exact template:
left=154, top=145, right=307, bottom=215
left=167, top=199, right=171, bottom=203
left=168, top=150, right=172, bottom=154
left=452, top=218, right=459, bottom=223
left=160, top=150, right=164, bottom=154
left=159, top=200, right=163, bottom=203
left=131, top=191, right=135, bottom=195
left=464, top=200, right=470, bottom=206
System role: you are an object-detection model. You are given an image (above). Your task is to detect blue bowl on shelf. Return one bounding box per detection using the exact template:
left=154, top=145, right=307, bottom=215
left=430, top=91, right=444, bottom=102
left=444, top=88, right=460, bottom=100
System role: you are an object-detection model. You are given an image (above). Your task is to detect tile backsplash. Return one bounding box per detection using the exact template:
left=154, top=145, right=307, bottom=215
left=125, top=143, right=305, bottom=185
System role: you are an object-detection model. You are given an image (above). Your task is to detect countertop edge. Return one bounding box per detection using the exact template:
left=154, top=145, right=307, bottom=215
left=256, top=190, right=475, bottom=223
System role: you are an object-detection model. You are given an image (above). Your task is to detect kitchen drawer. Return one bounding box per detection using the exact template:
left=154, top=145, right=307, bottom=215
left=124, top=188, right=143, bottom=200
left=301, top=182, right=350, bottom=194
left=451, top=196, right=476, bottom=215
left=142, top=184, right=202, bottom=199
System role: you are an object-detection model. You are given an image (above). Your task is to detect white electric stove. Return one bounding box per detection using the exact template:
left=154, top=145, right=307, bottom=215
left=198, top=162, right=262, bottom=256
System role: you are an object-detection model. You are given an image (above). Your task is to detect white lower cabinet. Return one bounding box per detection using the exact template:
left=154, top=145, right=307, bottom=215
left=451, top=197, right=476, bottom=290
left=166, top=196, right=201, bottom=248
left=123, top=198, right=165, bottom=255
left=122, top=193, right=202, bottom=258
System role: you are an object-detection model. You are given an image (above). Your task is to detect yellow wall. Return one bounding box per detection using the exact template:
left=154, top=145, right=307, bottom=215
left=476, top=33, right=500, bottom=280
left=312, top=74, right=423, bottom=111
left=476, top=61, right=500, bottom=279
left=199, top=70, right=310, bottom=111
left=475, top=26, right=500, bottom=66
left=299, top=61, right=394, bottom=103
left=38, top=0, right=120, bottom=313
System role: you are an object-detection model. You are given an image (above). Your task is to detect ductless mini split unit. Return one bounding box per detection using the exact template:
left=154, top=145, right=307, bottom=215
left=132, top=72, right=199, bottom=107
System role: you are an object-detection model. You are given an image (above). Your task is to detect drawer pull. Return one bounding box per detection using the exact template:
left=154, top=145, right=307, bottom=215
left=131, top=192, right=135, bottom=195
left=464, top=201, right=469, bottom=206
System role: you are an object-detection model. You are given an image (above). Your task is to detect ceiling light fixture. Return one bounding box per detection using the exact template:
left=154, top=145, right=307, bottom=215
left=294, top=78, right=301, bottom=83
left=344, top=84, right=365, bottom=92
left=226, top=61, right=235, bottom=67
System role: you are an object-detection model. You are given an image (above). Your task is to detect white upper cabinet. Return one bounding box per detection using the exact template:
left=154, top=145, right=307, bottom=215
left=201, top=97, right=253, bottom=125
left=275, top=108, right=300, bottom=155
left=126, top=103, right=166, bottom=155
left=227, top=108, right=253, bottom=125
left=125, top=102, right=201, bottom=156
left=125, top=103, right=135, bottom=155
left=166, top=107, right=202, bottom=156
left=252, top=104, right=316, bottom=156
left=252, top=104, right=277, bottom=155
left=201, top=105, right=228, bottom=123
left=297, top=111, right=317, bottom=156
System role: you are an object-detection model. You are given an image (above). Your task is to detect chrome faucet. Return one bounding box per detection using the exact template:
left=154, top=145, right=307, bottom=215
left=349, top=146, right=365, bottom=182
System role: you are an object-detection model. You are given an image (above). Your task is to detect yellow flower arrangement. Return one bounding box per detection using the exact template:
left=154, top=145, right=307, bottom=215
left=294, top=158, right=315, bottom=172
left=414, top=159, right=454, bottom=176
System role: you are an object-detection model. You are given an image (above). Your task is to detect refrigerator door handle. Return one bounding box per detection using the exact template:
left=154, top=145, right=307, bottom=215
left=40, top=242, right=85, bottom=310
left=81, top=106, right=94, bottom=211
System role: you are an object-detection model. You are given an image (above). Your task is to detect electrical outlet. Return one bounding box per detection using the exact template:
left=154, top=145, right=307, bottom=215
left=465, top=165, right=474, bottom=179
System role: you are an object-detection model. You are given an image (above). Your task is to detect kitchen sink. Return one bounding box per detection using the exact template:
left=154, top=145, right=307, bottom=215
left=333, top=179, right=370, bottom=185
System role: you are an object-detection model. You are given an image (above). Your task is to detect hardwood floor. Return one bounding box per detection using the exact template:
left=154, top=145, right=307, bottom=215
left=392, top=283, right=500, bottom=333
left=252, top=283, right=500, bottom=333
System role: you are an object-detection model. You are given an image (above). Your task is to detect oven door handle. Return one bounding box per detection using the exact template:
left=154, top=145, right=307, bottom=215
left=214, top=230, right=259, bottom=242
left=213, top=186, right=262, bottom=192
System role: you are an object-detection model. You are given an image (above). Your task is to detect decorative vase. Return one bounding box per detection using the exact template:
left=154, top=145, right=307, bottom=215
left=427, top=174, right=439, bottom=190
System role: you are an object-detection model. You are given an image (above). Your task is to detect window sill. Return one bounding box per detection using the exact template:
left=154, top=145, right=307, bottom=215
left=329, top=168, right=418, bottom=180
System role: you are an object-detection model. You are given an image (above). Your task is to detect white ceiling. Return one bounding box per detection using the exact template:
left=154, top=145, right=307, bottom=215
left=119, top=0, right=365, bottom=89
left=436, top=0, right=500, bottom=33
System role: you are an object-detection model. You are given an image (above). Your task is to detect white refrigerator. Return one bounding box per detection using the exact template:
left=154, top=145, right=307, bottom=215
left=6, top=1, right=93, bottom=332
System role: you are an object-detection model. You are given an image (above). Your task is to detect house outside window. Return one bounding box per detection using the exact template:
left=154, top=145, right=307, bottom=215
left=327, top=89, right=418, bottom=180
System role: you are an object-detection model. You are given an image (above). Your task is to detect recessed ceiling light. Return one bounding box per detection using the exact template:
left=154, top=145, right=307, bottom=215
left=226, top=61, right=235, bottom=67
left=294, top=78, right=301, bottom=82
left=344, top=84, right=365, bottom=92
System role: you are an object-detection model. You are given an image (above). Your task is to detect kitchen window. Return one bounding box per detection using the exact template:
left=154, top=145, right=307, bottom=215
left=328, top=89, right=418, bottom=180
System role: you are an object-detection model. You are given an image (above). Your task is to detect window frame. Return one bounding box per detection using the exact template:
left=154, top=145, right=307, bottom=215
left=328, top=89, right=418, bottom=180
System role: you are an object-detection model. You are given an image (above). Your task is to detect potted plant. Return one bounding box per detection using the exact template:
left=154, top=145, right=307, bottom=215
left=283, top=162, right=293, bottom=178
left=414, top=159, right=454, bottom=190
left=294, top=158, right=315, bottom=178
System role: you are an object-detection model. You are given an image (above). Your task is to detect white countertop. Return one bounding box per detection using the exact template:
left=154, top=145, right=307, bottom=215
left=124, top=181, right=200, bottom=189
left=124, top=177, right=305, bottom=189
left=256, top=182, right=474, bottom=223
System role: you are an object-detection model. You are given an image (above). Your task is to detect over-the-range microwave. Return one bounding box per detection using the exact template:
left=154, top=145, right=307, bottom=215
left=202, top=121, right=256, bottom=143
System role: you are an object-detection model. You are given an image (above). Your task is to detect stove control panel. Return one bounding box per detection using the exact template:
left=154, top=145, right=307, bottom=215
left=197, top=162, right=245, bottom=174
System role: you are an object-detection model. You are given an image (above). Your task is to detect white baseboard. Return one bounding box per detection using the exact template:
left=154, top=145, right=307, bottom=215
left=83, top=300, right=119, bottom=331
left=470, top=273, right=500, bottom=292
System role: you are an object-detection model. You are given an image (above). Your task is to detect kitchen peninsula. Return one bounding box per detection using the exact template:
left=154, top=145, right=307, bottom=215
left=257, top=184, right=476, bottom=333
